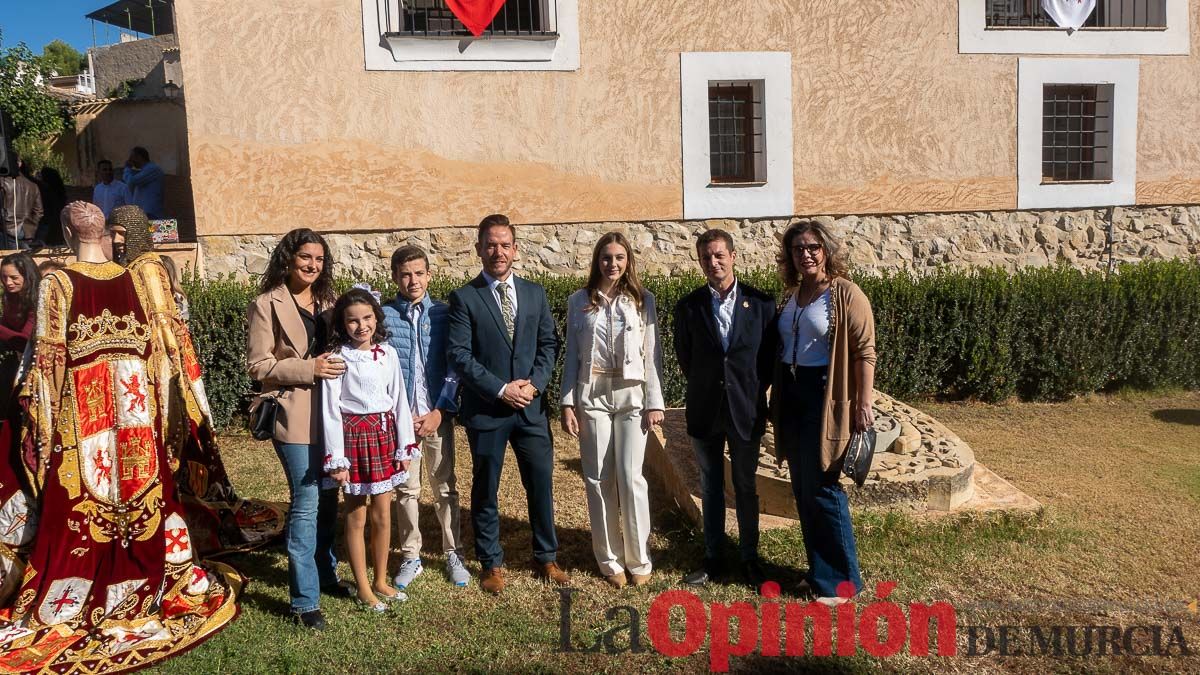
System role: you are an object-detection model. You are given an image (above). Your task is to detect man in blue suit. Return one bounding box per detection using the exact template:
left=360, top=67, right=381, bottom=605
left=673, top=228, right=778, bottom=590
left=447, top=214, right=568, bottom=595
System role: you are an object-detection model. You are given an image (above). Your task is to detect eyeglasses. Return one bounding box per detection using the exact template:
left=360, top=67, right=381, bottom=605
left=790, top=244, right=823, bottom=256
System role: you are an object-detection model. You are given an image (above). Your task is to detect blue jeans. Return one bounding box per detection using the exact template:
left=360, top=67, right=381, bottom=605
left=273, top=441, right=340, bottom=613
left=778, top=366, right=863, bottom=598
left=0, top=230, right=24, bottom=250
left=690, top=407, right=761, bottom=563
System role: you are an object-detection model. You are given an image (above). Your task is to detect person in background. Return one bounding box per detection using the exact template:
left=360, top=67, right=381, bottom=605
left=33, top=167, right=66, bottom=247
left=0, top=252, right=37, bottom=411
left=123, top=146, right=165, bottom=219
left=36, top=259, right=65, bottom=277
left=383, top=245, right=468, bottom=590
left=92, top=159, right=130, bottom=218
left=771, top=219, right=875, bottom=606
left=560, top=232, right=665, bottom=589
left=0, top=157, right=43, bottom=250
left=672, top=228, right=777, bottom=591
left=0, top=252, right=35, bottom=353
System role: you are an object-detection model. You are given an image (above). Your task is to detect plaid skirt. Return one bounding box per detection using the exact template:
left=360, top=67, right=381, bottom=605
left=338, top=411, right=408, bottom=496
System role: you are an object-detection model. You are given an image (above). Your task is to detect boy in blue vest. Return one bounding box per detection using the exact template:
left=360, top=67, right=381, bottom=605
left=383, top=245, right=468, bottom=588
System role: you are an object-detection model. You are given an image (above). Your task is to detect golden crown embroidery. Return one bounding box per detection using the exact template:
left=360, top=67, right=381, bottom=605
left=67, top=310, right=150, bottom=359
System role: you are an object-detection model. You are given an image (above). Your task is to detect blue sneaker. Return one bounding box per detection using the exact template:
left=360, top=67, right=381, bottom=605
left=446, top=551, right=470, bottom=588
left=393, top=557, right=423, bottom=589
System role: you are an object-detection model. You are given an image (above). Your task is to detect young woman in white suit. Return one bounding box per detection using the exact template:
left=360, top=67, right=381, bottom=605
left=560, top=232, right=665, bottom=588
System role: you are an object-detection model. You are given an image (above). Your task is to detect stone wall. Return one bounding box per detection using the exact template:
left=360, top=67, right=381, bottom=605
left=198, top=205, right=1200, bottom=280
left=89, top=34, right=178, bottom=99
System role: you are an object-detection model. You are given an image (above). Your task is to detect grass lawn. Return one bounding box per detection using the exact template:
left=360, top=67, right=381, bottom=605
left=154, top=391, right=1200, bottom=674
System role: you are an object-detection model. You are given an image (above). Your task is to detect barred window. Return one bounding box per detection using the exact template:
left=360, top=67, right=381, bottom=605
left=1041, top=84, right=1114, bottom=184
left=708, top=82, right=764, bottom=184
left=391, top=0, right=556, bottom=37
left=986, top=0, right=1167, bottom=29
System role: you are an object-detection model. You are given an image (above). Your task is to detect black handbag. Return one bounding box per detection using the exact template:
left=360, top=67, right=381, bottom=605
left=250, top=393, right=280, bottom=441
left=841, top=426, right=877, bottom=487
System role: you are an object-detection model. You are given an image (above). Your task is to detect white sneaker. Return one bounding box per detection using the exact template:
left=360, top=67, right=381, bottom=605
left=393, top=557, right=423, bottom=589
left=446, top=551, right=470, bottom=588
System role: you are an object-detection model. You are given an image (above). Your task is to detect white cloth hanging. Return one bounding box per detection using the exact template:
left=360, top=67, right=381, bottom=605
left=1042, top=0, right=1098, bottom=31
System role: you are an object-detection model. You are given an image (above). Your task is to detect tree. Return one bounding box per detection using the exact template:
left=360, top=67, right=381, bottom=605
left=0, top=36, right=67, bottom=140
left=41, top=39, right=86, bottom=77
left=0, top=32, right=69, bottom=172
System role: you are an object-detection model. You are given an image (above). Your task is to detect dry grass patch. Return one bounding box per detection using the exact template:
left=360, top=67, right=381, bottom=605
left=154, top=392, right=1200, bottom=673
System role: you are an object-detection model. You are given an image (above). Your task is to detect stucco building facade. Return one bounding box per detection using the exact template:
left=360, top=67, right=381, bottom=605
left=173, top=0, right=1200, bottom=277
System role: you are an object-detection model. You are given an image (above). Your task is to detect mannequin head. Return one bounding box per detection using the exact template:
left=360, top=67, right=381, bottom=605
left=61, top=201, right=113, bottom=260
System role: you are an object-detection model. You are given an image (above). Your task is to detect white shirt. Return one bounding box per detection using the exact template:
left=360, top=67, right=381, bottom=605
left=709, top=280, right=738, bottom=352
left=92, top=180, right=130, bottom=218
left=591, top=291, right=628, bottom=370
left=407, top=302, right=432, bottom=416
left=482, top=270, right=519, bottom=398
left=779, top=289, right=831, bottom=367
left=482, top=270, right=519, bottom=318
left=321, top=343, right=418, bottom=470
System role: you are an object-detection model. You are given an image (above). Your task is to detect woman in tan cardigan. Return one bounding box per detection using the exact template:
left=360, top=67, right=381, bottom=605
left=771, top=219, right=876, bottom=607
left=247, top=228, right=347, bottom=630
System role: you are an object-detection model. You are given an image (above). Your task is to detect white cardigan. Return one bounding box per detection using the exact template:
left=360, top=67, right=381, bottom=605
left=560, top=288, right=665, bottom=410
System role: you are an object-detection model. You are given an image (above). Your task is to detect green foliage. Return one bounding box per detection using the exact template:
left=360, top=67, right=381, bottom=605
left=11, top=135, right=68, bottom=177
left=41, top=39, right=86, bottom=77
left=181, top=272, right=258, bottom=428
left=184, top=260, right=1200, bottom=430
left=107, top=78, right=143, bottom=99
left=0, top=36, right=68, bottom=141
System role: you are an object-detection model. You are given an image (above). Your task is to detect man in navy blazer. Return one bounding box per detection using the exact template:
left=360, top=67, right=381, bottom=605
left=673, top=228, right=778, bottom=590
left=447, top=214, right=568, bottom=594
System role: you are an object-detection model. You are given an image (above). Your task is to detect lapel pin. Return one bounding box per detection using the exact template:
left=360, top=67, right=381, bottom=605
left=742, top=300, right=750, bottom=308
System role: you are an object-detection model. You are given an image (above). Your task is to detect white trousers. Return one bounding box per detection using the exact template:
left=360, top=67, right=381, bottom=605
left=577, top=374, right=652, bottom=576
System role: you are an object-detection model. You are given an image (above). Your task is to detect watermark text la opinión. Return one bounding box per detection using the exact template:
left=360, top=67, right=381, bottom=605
left=558, top=581, right=1192, bottom=671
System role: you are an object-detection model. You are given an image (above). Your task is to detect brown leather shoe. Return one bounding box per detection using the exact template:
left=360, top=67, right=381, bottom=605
left=629, top=572, right=652, bottom=587
left=532, top=561, right=571, bottom=585
left=480, top=566, right=506, bottom=595
left=604, top=571, right=627, bottom=589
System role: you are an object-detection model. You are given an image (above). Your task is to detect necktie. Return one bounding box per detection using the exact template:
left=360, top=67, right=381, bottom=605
left=496, top=282, right=515, bottom=341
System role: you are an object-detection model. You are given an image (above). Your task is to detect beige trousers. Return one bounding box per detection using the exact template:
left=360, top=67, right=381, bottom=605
left=395, top=417, right=461, bottom=557
left=577, top=374, right=652, bottom=576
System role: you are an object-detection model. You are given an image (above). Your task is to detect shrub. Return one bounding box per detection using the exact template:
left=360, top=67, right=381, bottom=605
left=182, top=260, right=1200, bottom=430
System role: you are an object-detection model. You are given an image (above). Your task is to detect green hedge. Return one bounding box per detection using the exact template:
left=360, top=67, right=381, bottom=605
left=183, top=260, right=1200, bottom=430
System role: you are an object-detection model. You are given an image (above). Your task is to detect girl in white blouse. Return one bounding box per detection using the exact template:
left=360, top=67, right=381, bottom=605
left=322, top=288, right=420, bottom=612
left=560, top=232, right=665, bottom=588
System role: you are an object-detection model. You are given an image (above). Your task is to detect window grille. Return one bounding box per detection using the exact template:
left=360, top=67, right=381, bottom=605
left=986, top=0, right=1167, bottom=28
left=708, top=82, right=764, bottom=184
left=385, top=0, right=557, bottom=37
left=1042, top=84, right=1114, bottom=183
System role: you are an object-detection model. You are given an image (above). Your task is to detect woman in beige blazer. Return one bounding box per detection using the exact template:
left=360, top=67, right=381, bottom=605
left=771, top=219, right=876, bottom=608
left=246, top=228, right=346, bottom=631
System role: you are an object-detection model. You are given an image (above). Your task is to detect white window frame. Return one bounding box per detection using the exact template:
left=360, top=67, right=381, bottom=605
left=1017, top=58, right=1139, bottom=209
left=680, top=52, right=794, bottom=220
left=362, top=0, right=580, bottom=71
left=959, top=0, right=1190, bottom=55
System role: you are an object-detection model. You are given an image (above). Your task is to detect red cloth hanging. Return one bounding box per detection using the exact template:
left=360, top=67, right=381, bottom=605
left=445, top=0, right=508, bottom=37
